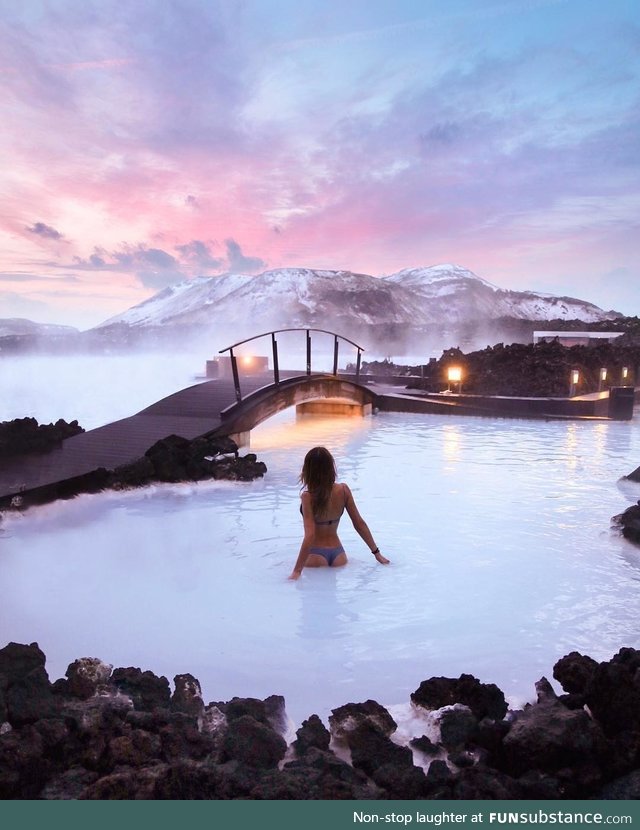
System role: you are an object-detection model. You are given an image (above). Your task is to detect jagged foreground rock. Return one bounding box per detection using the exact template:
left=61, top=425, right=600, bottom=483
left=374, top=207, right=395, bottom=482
left=613, top=501, right=640, bottom=546
left=3, top=642, right=640, bottom=799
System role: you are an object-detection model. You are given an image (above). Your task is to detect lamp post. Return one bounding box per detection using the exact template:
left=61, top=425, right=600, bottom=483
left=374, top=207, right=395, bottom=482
left=447, top=366, right=463, bottom=393
left=569, top=369, right=579, bottom=397
left=598, top=367, right=607, bottom=392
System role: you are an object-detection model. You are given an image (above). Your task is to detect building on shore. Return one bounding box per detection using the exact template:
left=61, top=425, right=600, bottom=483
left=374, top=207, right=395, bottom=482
left=533, top=330, right=624, bottom=347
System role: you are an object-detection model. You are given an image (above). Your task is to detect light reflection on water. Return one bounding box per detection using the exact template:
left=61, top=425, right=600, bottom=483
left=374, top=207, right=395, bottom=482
left=1, top=404, right=640, bottom=725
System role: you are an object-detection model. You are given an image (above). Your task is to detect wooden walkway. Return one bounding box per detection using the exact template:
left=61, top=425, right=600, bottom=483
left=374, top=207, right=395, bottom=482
left=0, top=375, right=283, bottom=502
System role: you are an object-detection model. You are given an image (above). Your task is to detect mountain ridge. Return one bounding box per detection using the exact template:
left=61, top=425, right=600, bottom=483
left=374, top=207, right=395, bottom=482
left=92, top=264, right=620, bottom=351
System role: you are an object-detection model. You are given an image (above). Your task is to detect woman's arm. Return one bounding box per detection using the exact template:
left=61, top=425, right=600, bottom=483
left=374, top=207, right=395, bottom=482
left=288, top=493, right=316, bottom=580
left=344, top=484, right=390, bottom=565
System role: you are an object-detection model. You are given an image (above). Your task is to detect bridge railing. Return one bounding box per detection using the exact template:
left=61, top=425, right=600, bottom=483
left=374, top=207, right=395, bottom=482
left=218, top=328, right=365, bottom=403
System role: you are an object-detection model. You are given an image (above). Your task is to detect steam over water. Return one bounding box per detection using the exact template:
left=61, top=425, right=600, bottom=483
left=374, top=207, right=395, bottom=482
left=1, top=354, right=640, bottom=725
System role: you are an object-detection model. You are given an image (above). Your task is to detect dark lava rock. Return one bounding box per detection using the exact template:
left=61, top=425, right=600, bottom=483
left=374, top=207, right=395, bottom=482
left=474, top=717, right=511, bottom=756
left=111, top=456, right=155, bottom=488
left=65, top=657, right=113, bottom=700
left=612, top=646, right=640, bottom=672
left=410, top=734, right=440, bottom=755
left=329, top=699, right=397, bottom=739
left=501, top=699, right=605, bottom=776
left=145, top=434, right=192, bottom=482
left=535, top=676, right=558, bottom=703
left=158, top=713, right=214, bottom=762
left=451, top=766, right=524, bottom=799
left=40, top=767, right=100, bottom=800
left=107, top=729, right=162, bottom=767
left=448, top=749, right=475, bottom=768
left=171, top=674, right=204, bottom=719
left=558, top=693, right=588, bottom=710
left=293, top=713, right=331, bottom=756
left=553, top=652, right=599, bottom=695
left=283, top=747, right=377, bottom=799
left=411, top=673, right=507, bottom=721
left=0, top=417, right=83, bottom=458
left=6, top=638, right=640, bottom=801
left=625, top=465, right=640, bottom=483
left=0, top=724, right=49, bottom=798
left=612, top=501, right=640, bottom=545
left=125, top=709, right=171, bottom=732
left=583, top=654, right=640, bottom=737
left=81, top=767, right=160, bottom=799
left=220, top=714, right=287, bottom=769
left=5, top=668, right=58, bottom=726
left=424, top=759, right=453, bottom=791
left=372, top=762, right=429, bottom=799
left=214, top=695, right=285, bottom=731
left=597, top=769, right=640, bottom=799
left=437, top=704, right=479, bottom=748
left=264, top=694, right=287, bottom=733
left=111, top=667, right=171, bottom=711
left=0, top=641, right=47, bottom=686
left=141, top=434, right=266, bottom=485
left=249, top=768, right=315, bottom=800
left=556, top=759, right=605, bottom=799
left=517, top=770, right=563, bottom=800
left=346, top=721, right=414, bottom=777
left=152, top=759, right=230, bottom=799
left=34, top=716, right=70, bottom=753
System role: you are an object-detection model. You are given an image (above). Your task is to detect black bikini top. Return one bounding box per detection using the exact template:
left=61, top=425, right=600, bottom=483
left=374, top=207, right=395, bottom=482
left=300, top=485, right=347, bottom=525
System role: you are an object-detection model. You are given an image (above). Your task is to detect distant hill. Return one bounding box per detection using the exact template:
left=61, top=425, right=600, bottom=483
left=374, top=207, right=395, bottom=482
left=0, top=318, right=79, bottom=338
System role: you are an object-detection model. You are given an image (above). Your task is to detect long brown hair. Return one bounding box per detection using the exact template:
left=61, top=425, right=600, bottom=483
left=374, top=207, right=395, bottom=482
left=299, top=446, right=336, bottom=517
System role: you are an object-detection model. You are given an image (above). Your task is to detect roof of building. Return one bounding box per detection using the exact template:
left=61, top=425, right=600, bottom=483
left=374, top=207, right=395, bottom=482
left=533, top=330, right=624, bottom=338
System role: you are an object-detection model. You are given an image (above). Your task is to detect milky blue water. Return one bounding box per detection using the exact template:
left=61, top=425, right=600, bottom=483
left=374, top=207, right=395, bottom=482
left=1, top=355, right=639, bottom=726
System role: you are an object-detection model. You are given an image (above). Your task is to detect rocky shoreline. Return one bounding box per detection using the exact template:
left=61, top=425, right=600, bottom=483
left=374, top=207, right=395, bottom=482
left=2, top=642, right=640, bottom=800
left=1, top=433, right=267, bottom=512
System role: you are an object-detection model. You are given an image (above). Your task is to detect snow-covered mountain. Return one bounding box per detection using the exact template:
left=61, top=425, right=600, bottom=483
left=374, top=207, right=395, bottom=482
left=384, top=264, right=614, bottom=324
left=91, top=264, right=621, bottom=351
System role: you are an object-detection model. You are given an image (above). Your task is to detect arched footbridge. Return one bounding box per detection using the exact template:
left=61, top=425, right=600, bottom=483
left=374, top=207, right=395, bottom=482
left=211, top=328, right=376, bottom=441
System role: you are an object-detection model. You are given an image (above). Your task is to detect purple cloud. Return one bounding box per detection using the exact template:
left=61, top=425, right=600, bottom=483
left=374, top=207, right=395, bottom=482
left=66, top=238, right=266, bottom=290
left=175, top=240, right=223, bottom=270
left=225, top=239, right=266, bottom=273
left=26, top=222, right=63, bottom=240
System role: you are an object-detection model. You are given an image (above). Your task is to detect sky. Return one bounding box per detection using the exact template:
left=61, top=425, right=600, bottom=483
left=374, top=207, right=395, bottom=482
left=1, top=0, right=639, bottom=329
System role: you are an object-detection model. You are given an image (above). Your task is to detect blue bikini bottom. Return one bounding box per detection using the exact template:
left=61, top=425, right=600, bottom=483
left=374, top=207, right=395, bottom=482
left=309, top=545, right=345, bottom=566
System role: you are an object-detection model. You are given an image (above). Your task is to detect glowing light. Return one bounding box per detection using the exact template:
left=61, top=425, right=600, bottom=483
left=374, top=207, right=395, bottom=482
left=571, top=369, right=579, bottom=385
left=242, top=356, right=254, bottom=367
left=600, top=368, right=607, bottom=382
left=622, top=366, right=629, bottom=380
left=447, top=366, right=462, bottom=383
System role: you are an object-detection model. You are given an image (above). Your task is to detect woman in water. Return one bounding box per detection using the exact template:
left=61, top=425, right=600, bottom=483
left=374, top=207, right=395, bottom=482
left=288, top=446, right=390, bottom=580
